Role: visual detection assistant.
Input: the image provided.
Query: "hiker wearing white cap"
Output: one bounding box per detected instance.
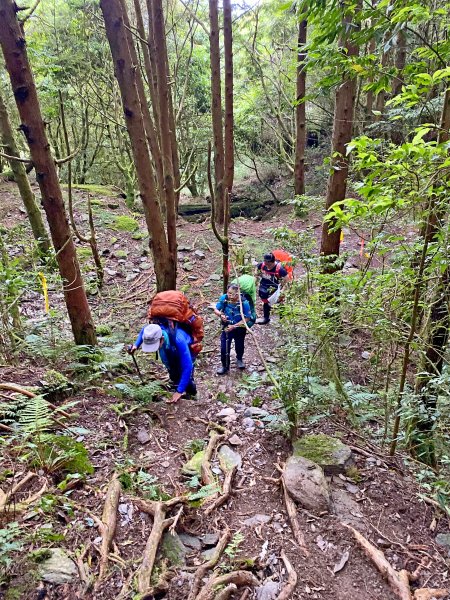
[130,323,196,404]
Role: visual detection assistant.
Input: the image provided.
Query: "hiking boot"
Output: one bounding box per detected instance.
[255,317,270,325]
[216,366,229,375]
[236,359,245,369]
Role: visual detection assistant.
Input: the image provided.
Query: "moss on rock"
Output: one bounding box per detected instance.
[293,434,352,474]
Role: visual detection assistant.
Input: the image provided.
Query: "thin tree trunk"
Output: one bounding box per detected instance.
[223,0,234,195]
[0,89,50,254]
[209,0,225,225]
[151,0,177,263]
[366,37,375,122]
[294,16,307,196]
[100,0,176,291]
[392,30,406,97]
[320,4,359,270]
[0,0,96,345]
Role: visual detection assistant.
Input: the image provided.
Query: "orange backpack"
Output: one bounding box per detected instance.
[273,249,294,280]
[147,291,204,355]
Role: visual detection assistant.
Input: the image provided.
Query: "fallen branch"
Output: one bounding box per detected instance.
[276,551,298,600]
[204,465,237,516]
[0,383,71,418]
[345,524,412,600]
[97,475,121,584]
[201,430,226,486]
[0,472,38,511]
[196,571,260,600]
[133,496,187,596]
[187,527,231,600]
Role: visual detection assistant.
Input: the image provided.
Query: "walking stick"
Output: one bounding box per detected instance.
[127,346,146,385]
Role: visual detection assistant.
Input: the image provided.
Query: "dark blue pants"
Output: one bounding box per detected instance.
[221,328,246,367]
[259,285,277,320]
[166,351,196,394]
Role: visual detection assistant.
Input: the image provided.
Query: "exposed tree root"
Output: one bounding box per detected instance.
[345,524,448,600]
[196,571,260,600]
[187,527,231,600]
[132,495,187,596]
[281,474,309,556]
[0,472,36,511]
[201,430,226,486]
[97,475,121,584]
[276,551,298,600]
[204,465,236,516]
[412,588,449,599]
[215,583,238,599]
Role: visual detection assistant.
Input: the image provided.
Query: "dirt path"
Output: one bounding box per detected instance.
[0,181,449,599]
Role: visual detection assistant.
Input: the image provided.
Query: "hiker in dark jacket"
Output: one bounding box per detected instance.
[130,323,196,403]
[214,283,252,375]
[255,252,289,324]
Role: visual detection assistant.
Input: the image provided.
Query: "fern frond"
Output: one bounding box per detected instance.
[18,395,52,433]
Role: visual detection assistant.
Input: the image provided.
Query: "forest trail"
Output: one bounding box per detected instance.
[0,181,449,600]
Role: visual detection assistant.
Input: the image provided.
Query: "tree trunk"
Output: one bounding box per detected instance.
[0,89,50,254]
[151,0,177,264]
[294,16,307,196]
[0,0,96,346]
[365,37,376,123]
[100,0,176,290]
[209,0,225,224]
[320,5,359,270]
[223,0,234,196]
[392,30,406,97]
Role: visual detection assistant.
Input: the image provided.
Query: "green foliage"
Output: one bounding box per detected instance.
[187,483,220,502]
[113,381,165,403]
[19,395,52,433]
[118,469,169,501]
[25,434,94,476]
[184,438,206,459]
[0,522,23,584]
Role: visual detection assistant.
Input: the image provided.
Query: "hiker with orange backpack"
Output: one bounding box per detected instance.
[129,291,203,404]
[255,252,290,325]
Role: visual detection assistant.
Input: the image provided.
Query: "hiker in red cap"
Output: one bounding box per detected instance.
[255,252,289,324]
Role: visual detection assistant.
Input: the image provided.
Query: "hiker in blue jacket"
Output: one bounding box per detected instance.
[214,283,252,375]
[130,323,196,404]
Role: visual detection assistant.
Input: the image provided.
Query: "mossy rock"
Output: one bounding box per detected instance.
[292,434,353,474]
[112,216,139,232]
[115,250,128,259]
[158,532,187,566]
[64,183,117,196]
[181,450,204,476]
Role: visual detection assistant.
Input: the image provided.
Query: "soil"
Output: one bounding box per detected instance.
[0,179,449,600]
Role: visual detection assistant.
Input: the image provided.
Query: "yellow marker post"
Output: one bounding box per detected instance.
[38,272,50,314]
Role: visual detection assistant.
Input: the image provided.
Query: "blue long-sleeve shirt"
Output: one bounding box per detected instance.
[216,294,251,325]
[134,325,194,393]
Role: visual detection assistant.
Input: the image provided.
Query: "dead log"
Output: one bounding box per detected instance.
[276,551,298,600]
[204,465,237,516]
[97,475,121,583]
[0,382,71,417]
[196,571,259,600]
[345,524,412,600]
[178,197,276,220]
[187,527,231,600]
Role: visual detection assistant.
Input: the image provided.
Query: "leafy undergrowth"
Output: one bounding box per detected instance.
[1,182,449,600]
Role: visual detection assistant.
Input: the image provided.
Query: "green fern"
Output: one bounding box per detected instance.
[19,395,52,433]
[187,483,220,502]
[114,381,165,403]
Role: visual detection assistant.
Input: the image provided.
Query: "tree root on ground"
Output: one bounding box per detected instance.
[201,430,226,486]
[274,464,309,556]
[214,583,237,599]
[196,571,259,600]
[204,465,237,516]
[0,382,72,418]
[345,524,448,600]
[276,551,298,600]
[132,495,187,596]
[97,475,121,584]
[187,527,231,600]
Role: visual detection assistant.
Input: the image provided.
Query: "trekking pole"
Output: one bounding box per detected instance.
[127,345,146,385]
[222,324,231,371]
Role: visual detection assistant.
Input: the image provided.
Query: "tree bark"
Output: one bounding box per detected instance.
[0,0,96,345]
[294,16,307,196]
[0,89,50,254]
[223,0,234,196]
[320,4,359,270]
[151,0,177,264]
[100,0,176,290]
[209,0,225,224]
